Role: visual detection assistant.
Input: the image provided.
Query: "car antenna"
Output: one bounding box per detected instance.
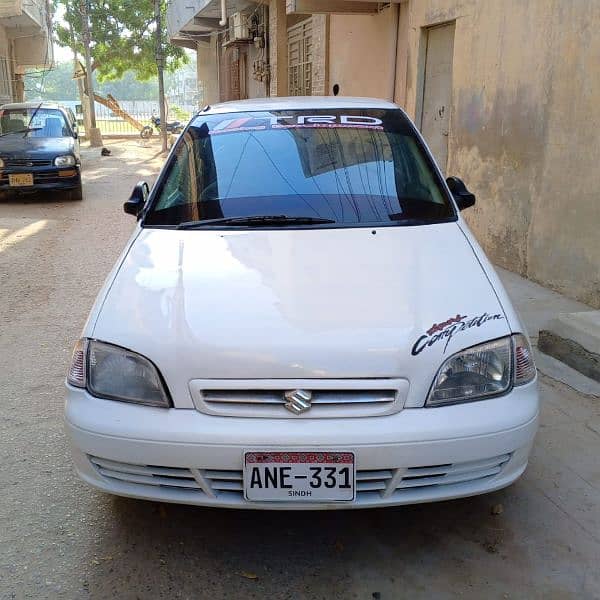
[23,101,43,138]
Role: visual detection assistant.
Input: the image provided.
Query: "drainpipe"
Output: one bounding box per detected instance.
[219,0,227,26]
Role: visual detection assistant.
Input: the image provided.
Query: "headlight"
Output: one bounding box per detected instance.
[427,334,536,407]
[67,339,171,408]
[427,337,512,406]
[54,155,76,167]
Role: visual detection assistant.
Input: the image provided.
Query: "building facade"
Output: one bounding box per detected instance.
[0,0,53,103]
[168,0,600,308]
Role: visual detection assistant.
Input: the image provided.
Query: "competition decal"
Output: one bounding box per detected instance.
[411,312,504,356]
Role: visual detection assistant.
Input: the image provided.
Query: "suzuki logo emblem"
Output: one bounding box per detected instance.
[284,389,312,415]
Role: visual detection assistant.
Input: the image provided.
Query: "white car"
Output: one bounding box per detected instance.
[65,97,538,509]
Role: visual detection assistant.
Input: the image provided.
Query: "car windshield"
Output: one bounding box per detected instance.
[144,109,455,228]
[0,107,70,138]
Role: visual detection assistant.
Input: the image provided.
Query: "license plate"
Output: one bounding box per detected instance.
[244,451,355,502]
[8,173,34,187]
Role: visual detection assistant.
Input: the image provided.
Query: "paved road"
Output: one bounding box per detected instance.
[1,141,599,599]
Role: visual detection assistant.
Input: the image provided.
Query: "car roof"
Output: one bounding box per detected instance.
[198,96,400,116]
[0,101,65,111]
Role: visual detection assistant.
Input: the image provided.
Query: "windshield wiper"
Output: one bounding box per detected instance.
[177,215,336,229]
[24,101,43,138]
[0,127,42,138]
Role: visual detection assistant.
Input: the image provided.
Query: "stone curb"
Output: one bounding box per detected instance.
[539,312,600,383]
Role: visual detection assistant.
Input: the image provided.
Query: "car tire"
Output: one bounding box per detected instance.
[68,184,83,201]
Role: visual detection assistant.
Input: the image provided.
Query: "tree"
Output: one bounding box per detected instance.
[24,62,79,100]
[97,71,158,100]
[24,63,164,102]
[54,0,188,83]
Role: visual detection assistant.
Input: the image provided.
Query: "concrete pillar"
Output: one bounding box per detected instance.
[311,14,328,96]
[197,38,219,105]
[269,0,288,96]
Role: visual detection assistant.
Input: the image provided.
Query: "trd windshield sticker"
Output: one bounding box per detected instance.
[411,312,504,356]
[207,115,384,135]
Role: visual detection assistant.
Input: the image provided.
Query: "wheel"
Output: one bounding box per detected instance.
[140,126,153,139]
[67,183,83,201]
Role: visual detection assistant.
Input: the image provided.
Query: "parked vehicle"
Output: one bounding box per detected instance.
[140,113,184,139]
[0,102,82,201]
[65,97,538,509]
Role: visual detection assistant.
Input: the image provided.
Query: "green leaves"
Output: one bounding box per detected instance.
[55,0,188,82]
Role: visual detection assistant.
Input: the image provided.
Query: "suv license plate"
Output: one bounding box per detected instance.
[244,451,355,502]
[9,173,34,187]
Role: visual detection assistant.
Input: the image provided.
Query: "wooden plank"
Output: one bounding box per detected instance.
[93,93,145,132]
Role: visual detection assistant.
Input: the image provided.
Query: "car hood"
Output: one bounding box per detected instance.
[0,135,73,158]
[92,224,512,407]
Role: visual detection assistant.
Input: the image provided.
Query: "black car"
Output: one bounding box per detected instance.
[0,102,83,201]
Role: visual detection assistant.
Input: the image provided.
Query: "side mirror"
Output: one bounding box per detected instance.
[446,176,476,211]
[124,181,150,217]
[73,130,78,139]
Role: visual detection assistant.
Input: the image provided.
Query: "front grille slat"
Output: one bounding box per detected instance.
[91,457,193,478]
[203,392,283,404]
[357,480,388,492]
[203,469,243,481]
[356,470,393,481]
[445,454,511,475]
[97,467,202,489]
[396,466,504,489]
[209,480,244,492]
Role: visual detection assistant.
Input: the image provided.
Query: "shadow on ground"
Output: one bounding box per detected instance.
[79,486,518,599]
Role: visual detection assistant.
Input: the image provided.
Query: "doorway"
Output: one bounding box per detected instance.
[420,22,455,172]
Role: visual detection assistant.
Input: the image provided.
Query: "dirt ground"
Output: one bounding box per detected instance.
[0,140,599,599]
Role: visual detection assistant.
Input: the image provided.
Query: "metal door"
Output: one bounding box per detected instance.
[288,18,313,96]
[420,23,455,172]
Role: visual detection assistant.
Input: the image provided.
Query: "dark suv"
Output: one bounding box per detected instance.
[0,102,83,201]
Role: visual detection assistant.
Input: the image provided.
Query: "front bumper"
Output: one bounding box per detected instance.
[0,168,81,192]
[65,382,539,509]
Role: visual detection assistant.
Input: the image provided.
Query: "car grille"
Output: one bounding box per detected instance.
[189,379,408,418]
[89,453,511,501]
[3,158,53,167]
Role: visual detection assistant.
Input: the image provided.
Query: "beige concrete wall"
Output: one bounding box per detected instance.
[246,42,269,99]
[401,0,600,308]
[328,5,398,100]
[197,38,219,105]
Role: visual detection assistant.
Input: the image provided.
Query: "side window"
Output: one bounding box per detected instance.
[155,136,195,211]
[68,109,77,131]
[393,136,446,205]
